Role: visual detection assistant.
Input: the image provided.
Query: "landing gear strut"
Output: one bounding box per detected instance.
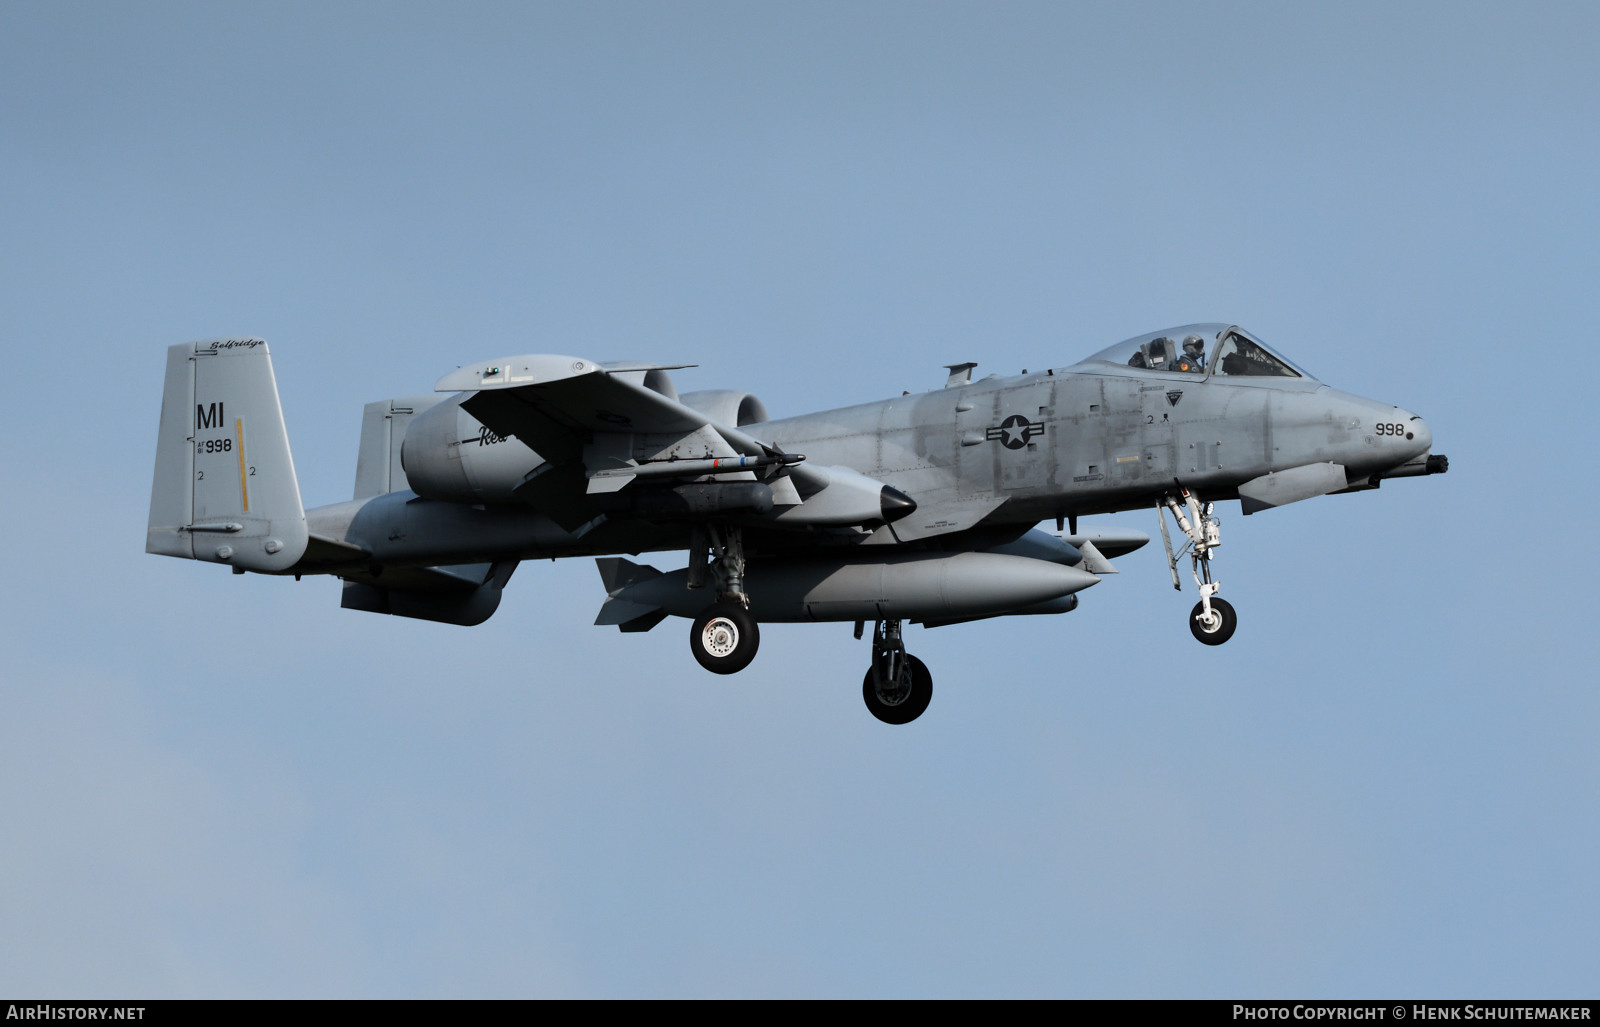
[860,618,932,724]
[1159,488,1237,646]
[688,524,760,673]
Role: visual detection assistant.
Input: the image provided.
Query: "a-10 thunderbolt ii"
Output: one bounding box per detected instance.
[147,325,1446,724]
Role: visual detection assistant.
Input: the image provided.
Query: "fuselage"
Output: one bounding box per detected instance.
[758,354,1433,524]
[301,323,1437,569]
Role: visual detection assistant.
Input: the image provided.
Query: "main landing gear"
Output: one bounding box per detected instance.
[682,525,933,724]
[1159,488,1238,646]
[857,618,933,724]
[687,524,761,673]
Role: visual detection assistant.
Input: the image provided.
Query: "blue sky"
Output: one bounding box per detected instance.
[2,1,1596,997]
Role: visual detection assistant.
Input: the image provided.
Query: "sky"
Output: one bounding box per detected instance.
[2,0,1597,998]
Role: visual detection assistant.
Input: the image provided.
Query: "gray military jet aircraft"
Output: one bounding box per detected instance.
[147,325,1446,723]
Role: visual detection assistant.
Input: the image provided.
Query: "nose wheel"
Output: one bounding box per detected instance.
[1189,596,1237,645]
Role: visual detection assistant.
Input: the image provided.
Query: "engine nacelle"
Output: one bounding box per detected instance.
[400,394,545,502]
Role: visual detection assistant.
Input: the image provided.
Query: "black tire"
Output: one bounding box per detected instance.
[862,654,933,725]
[1189,597,1237,645]
[690,603,760,674]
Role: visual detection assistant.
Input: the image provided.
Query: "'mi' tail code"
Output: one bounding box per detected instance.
[146,338,307,572]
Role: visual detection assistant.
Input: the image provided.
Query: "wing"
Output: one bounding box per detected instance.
[435,355,913,530]
[438,356,788,489]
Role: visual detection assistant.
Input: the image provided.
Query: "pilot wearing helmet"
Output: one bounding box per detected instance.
[1172,334,1206,373]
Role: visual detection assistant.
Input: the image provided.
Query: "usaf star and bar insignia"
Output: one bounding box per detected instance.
[986,414,1045,450]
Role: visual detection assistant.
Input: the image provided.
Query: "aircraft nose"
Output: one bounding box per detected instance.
[1406,413,1432,453]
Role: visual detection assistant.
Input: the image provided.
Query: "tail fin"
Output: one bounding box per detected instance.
[147,338,308,572]
[352,395,444,500]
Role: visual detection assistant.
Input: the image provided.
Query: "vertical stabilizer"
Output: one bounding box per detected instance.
[352,396,443,499]
[146,338,308,572]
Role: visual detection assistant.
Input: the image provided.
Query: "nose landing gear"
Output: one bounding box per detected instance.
[1160,488,1238,645]
[858,618,933,724]
[1189,595,1236,645]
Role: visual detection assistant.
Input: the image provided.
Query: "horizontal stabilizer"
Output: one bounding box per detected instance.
[296,532,371,571]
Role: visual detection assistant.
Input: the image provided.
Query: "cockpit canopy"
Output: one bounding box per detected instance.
[1076,324,1313,380]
